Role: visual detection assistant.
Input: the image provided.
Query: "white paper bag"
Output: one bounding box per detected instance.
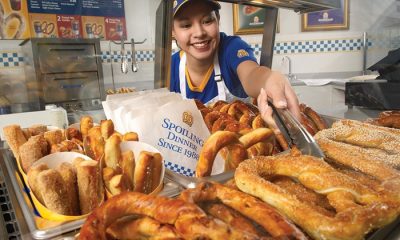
[103,91,223,176]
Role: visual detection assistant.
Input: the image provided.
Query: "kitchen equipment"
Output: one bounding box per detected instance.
[120,36,129,74]
[20,38,105,113]
[131,38,138,72]
[271,105,325,158]
[345,82,400,110]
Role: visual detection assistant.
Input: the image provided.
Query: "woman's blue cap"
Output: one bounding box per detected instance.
[173,0,221,16]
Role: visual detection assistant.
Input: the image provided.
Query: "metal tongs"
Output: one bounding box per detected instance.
[270,103,325,158]
[165,169,234,189]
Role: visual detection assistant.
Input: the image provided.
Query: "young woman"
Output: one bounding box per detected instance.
[170,0,300,121]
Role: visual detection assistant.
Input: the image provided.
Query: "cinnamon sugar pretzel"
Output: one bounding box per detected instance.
[235,150,400,240]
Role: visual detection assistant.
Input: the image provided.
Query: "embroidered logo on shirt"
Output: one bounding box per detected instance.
[182,111,193,127]
[237,49,249,58]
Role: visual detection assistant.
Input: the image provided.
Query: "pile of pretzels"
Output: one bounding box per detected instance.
[194,100,328,177]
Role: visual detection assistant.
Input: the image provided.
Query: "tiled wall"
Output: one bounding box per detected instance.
[0,37,374,68]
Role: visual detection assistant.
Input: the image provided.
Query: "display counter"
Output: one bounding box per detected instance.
[0,103,399,239]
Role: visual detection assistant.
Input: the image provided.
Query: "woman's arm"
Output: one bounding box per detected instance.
[237,60,301,120]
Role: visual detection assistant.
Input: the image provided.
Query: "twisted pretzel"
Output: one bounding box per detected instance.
[196,131,246,177]
[179,182,307,239]
[300,103,328,131]
[79,191,260,240]
[235,150,400,240]
[370,111,400,129]
[315,119,400,168]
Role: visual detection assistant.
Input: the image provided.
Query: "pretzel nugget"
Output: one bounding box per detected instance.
[57,163,80,215]
[3,124,27,160]
[104,135,122,169]
[76,160,103,214]
[80,116,94,138]
[37,169,73,215]
[134,151,162,194]
[122,132,139,141]
[100,119,114,140]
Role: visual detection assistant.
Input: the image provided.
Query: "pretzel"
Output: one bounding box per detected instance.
[104,134,122,169]
[251,114,266,129]
[196,131,246,177]
[300,103,327,131]
[80,116,94,138]
[371,111,400,129]
[203,203,261,237]
[134,151,163,194]
[65,127,83,142]
[84,126,105,161]
[79,192,260,240]
[100,120,114,140]
[179,182,307,239]
[209,100,228,111]
[239,128,274,149]
[122,131,139,141]
[194,99,207,110]
[300,112,318,136]
[315,119,400,168]
[204,111,234,132]
[106,216,180,239]
[235,150,400,240]
[227,101,254,120]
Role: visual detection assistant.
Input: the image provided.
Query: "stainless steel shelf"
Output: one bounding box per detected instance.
[217,0,341,13]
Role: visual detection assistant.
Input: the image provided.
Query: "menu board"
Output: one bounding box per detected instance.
[0,0,32,39]
[25,0,126,40]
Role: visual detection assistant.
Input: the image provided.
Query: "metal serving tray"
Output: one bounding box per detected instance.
[0,146,182,240]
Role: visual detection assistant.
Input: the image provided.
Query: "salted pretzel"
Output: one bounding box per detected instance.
[235,150,400,240]
[315,119,400,168]
[79,191,262,240]
[179,182,307,239]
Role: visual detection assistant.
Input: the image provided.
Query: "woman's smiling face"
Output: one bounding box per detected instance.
[172,1,220,63]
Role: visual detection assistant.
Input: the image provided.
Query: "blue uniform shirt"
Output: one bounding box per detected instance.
[170,32,257,103]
